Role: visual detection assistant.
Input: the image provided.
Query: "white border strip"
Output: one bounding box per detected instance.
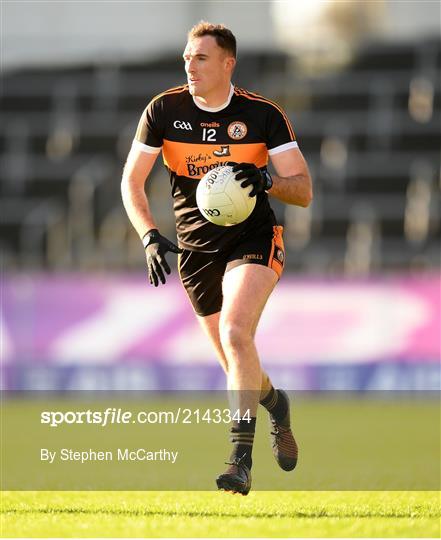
[268,141,298,155]
[131,139,162,154]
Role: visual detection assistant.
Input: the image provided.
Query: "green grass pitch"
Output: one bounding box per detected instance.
[1,491,439,537]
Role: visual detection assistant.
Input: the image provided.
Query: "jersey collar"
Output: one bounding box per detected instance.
[192,83,234,112]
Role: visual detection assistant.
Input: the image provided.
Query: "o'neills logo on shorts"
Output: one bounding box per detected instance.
[227,121,247,140]
[244,254,263,261]
[187,161,225,177]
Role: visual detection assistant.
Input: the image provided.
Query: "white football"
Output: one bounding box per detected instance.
[196,165,256,226]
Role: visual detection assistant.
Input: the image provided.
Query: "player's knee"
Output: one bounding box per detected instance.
[219,322,253,352]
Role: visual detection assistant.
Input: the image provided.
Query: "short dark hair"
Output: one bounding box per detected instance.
[188,21,237,58]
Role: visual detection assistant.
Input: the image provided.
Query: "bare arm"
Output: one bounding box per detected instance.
[121,146,160,239]
[269,148,313,207]
[121,145,181,286]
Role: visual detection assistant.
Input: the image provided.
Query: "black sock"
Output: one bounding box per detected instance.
[260,387,289,425]
[229,417,256,470]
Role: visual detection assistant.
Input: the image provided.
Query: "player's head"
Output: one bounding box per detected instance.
[184,21,237,98]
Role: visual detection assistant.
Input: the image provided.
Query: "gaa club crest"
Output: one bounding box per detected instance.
[276,248,284,263]
[227,121,247,140]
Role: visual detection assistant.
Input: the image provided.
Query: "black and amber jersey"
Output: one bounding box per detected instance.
[133,83,298,252]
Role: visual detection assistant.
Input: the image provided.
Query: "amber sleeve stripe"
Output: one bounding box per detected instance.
[234,87,296,141]
[235,87,296,141]
[149,84,189,105]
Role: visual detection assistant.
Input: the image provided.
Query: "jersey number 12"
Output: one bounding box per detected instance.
[202,128,216,142]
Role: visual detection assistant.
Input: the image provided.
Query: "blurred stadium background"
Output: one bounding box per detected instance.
[1,0,440,392]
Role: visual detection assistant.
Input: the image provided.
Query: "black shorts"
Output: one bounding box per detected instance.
[178,225,285,317]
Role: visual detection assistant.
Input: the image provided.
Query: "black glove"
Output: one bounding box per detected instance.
[232,163,273,197]
[142,229,183,287]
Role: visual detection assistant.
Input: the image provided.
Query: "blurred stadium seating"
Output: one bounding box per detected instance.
[1,32,440,392]
[1,38,439,273]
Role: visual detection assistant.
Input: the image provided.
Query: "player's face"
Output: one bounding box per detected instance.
[183,36,235,98]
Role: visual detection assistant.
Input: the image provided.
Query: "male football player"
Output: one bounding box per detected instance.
[121,21,312,495]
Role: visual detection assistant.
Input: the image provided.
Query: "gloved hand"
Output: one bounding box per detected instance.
[232,163,273,197]
[142,229,183,286]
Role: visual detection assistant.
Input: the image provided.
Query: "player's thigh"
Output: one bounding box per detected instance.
[221,225,285,335]
[197,311,228,371]
[197,311,221,343]
[220,263,278,338]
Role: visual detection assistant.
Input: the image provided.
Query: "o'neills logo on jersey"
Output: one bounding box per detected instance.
[227,121,247,140]
[200,122,220,128]
[187,161,225,177]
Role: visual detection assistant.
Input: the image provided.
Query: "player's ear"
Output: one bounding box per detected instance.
[225,56,236,73]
